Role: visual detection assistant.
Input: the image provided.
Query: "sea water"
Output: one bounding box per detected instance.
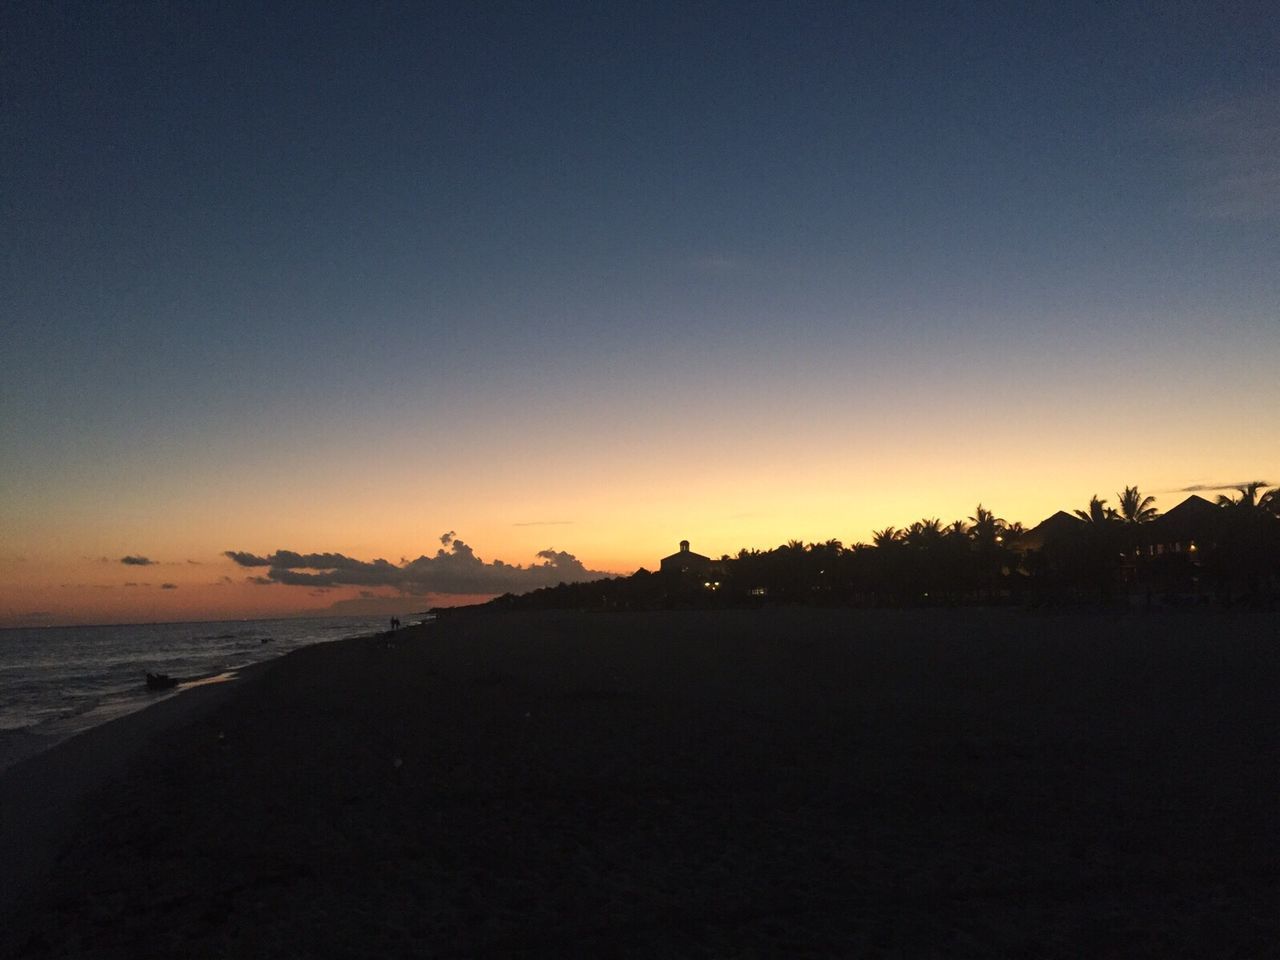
[0,615,402,771]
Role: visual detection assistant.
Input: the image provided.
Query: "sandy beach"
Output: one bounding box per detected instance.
[2,608,1276,957]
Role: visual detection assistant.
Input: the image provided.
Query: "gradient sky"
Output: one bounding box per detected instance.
[3,1,1277,625]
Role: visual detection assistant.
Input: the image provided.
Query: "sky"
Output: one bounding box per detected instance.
[2,1,1277,625]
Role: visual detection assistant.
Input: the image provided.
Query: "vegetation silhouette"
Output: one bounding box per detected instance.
[1117,486,1159,526]
[487,484,1280,613]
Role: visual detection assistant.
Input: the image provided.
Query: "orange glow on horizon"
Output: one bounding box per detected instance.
[4,448,1273,627]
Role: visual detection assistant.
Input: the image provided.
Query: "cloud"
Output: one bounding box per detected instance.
[160,583,177,590]
[186,559,203,565]
[121,555,156,566]
[1164,91,1280,221]
[1177,481,1264,492]
[123,581,150,587]
[512,520,574,527]
[246,576,275,586]
[223,534,613,595]
[225,551,271,567]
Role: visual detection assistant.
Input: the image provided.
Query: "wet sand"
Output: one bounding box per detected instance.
[2,608,1276,957]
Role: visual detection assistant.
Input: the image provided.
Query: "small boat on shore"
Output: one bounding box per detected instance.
[145,672,179,690]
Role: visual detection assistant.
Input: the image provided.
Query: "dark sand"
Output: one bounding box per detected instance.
[2,608,1276,957]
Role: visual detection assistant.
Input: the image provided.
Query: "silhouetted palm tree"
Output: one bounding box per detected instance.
[1116,486,1158,525]
[872,527,900,547]
[1112,486,1158,595]
[968,504,1005,547]
[903,518,944,548]
[1074,495,1117,525]
[1067,496,1121,601]
[1262,487,1280,517]
[1211,481,1278,603]
[1216,481,1270,511]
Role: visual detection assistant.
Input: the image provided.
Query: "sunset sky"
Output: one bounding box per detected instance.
[3,2,1277,625]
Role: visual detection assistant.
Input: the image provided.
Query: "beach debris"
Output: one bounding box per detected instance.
[144,671,178,690]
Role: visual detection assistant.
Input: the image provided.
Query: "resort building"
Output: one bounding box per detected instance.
[1142,495,1219,556]
[658,541,734,593]
[659,541,713,577]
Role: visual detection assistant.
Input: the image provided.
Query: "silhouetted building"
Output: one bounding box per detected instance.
[658,541,733,593]
[1018,511,1085,551]
[1145,495,1219,555]
[660,540,713,577]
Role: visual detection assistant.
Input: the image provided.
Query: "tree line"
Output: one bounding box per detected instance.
[488,483,1280,612]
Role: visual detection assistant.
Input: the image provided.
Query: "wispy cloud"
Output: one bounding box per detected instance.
[224,534,613,595]
[160,583,177,590]
[121,555,156,566]
[1176,480,1268,492]
[1164,91,1280,221]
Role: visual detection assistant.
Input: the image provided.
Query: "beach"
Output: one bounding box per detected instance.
[1,608,1276,957]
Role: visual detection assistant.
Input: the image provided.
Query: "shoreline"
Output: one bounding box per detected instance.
[3,609,1276,956]
[0,618,402,773]
[0,658,281,919]
[0,670,244,776]
[0,628,396,921]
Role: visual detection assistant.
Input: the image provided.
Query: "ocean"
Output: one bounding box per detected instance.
[0,614,404,771]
